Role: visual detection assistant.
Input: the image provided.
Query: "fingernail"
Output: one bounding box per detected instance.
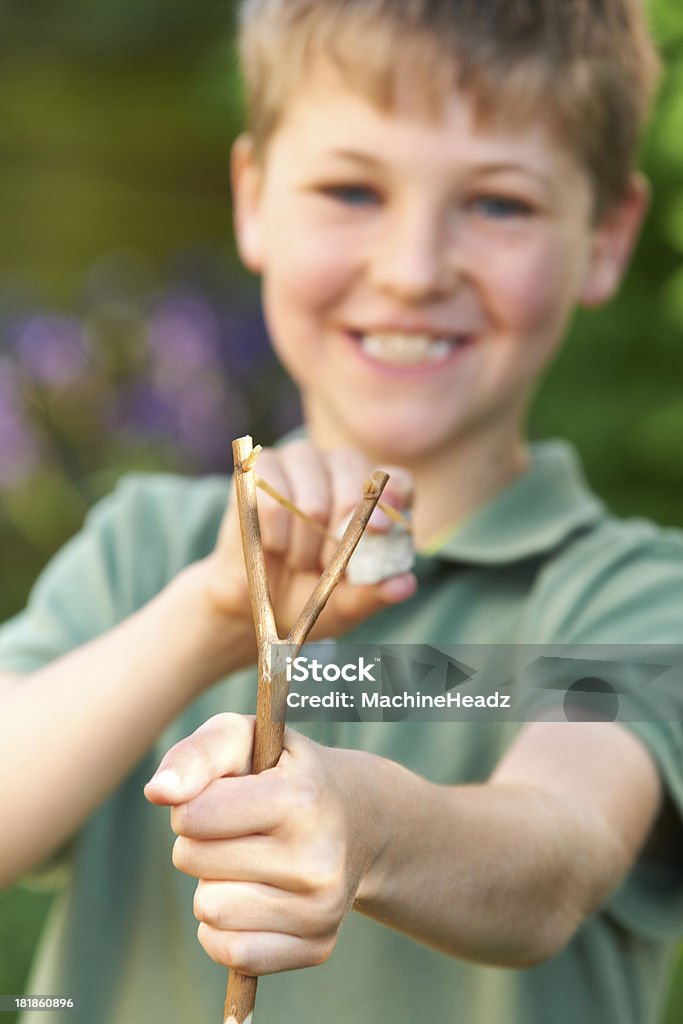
[369,507,392,530]
[145,769,182,797]
[379,573,417,602]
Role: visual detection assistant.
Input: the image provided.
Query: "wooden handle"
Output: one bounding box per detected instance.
[224,973,257,1024]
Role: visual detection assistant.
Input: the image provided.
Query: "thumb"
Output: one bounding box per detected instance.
[144,713,255,806]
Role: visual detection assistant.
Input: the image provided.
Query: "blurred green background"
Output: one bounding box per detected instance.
[0,0,682,1020]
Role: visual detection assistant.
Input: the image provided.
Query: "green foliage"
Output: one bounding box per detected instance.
[531,0,683,533]
[0,889,53,1024]
[0,0,236,54]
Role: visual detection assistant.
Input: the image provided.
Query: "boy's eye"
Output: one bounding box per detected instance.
[318,184,380,207]
[469,195,535,219]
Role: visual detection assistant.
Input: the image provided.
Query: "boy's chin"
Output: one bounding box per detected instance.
[340,414,462,466]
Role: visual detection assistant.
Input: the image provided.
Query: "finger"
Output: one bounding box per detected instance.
[144,713,254,806]
[170,771,289,839]
[328,447,372,522]
[197,922,335,975]
[321,447,375,561]
[172,834,328,893]
[253,450,292,555]
[378,464,415,518]
[313,573,418,638]
[173,834,278,883]
[214,479,244,564]
[278,440,330,571]
[194,879,336,938]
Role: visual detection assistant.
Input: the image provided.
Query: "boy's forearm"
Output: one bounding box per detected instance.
[350,754,603,968]
[0,565,253,889]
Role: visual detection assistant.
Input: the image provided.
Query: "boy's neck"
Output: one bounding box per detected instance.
[401,432,531,549]
[305,415,531,548]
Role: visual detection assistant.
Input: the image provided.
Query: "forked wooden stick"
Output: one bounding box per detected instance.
[224,435,389,1024]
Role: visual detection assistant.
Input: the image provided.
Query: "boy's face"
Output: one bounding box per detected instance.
[233,65,646,466]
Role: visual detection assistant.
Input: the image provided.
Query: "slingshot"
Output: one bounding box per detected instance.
[224,435,389,1024]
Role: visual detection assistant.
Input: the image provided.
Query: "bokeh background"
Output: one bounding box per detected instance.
[1,1,682,1019]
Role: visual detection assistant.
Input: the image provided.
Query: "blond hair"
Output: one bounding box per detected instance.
[237,0,661,220]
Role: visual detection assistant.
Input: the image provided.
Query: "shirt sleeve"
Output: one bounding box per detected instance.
[0,471,226,674]
[0,471,226,884]
[0,476,149,673]
[520,517,683,940]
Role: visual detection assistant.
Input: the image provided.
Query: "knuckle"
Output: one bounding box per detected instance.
[195,711,249,762]
[232,712,255,750]
[171,836,190,873]
[193,883,208,922]
[322,878,349,923]
[299,841,346,896]
[169,803,188,835]
[309,935,337,966]
[384,466,413,497]
[297,496,328,526]
[284,775,321,823]
[260,508,288,550]
[211,710,251,740]
[197,923,229,968]
[307,886,347,937]
[222,934,252,974]
[193,883,221,927]
[285,546,317,573]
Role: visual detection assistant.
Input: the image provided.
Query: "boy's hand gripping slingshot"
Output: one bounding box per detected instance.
[225,435,389,1024]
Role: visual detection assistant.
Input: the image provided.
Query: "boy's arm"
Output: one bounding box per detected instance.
[0,566,253,890]
[150,715,661,973]
[0,442,415,891]
[354,719,662,966]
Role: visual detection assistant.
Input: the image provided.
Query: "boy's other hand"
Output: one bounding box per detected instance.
[144,712,380,975]
[197,440,417,663]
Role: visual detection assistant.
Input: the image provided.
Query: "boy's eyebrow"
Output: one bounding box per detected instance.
[472,161,552,185]
[328,148,384,167]
[327,149,552,185]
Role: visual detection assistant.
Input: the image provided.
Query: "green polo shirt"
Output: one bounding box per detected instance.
[2,439,683,1024]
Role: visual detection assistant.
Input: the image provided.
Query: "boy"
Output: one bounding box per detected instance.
[1,1,681,1022]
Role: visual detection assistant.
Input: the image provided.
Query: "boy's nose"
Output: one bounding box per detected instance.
[369,208,459,303]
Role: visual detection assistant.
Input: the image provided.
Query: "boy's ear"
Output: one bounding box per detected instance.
[231,134,265,273]
[579,173,650,308]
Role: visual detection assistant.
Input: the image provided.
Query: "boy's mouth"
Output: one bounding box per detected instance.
[349,330,470,366]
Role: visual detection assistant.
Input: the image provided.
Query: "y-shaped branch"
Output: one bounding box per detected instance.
[224,436,388,1024]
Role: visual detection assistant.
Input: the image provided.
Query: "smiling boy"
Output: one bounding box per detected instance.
[2,2,682,1024]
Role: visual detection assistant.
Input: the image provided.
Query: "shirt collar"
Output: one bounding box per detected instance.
[425,440,605,566]
[277,430,605,567]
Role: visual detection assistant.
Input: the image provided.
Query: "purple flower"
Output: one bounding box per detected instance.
[111,382,177,436]
[14,315,89,387]
[148,290,220,371]
[175,377,246,464]
[218,307,272,378]
[0,357,41,488]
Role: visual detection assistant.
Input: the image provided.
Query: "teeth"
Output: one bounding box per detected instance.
[360,332,461,365]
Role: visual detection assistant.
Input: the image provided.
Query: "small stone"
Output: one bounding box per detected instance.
[337,513,415,585]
